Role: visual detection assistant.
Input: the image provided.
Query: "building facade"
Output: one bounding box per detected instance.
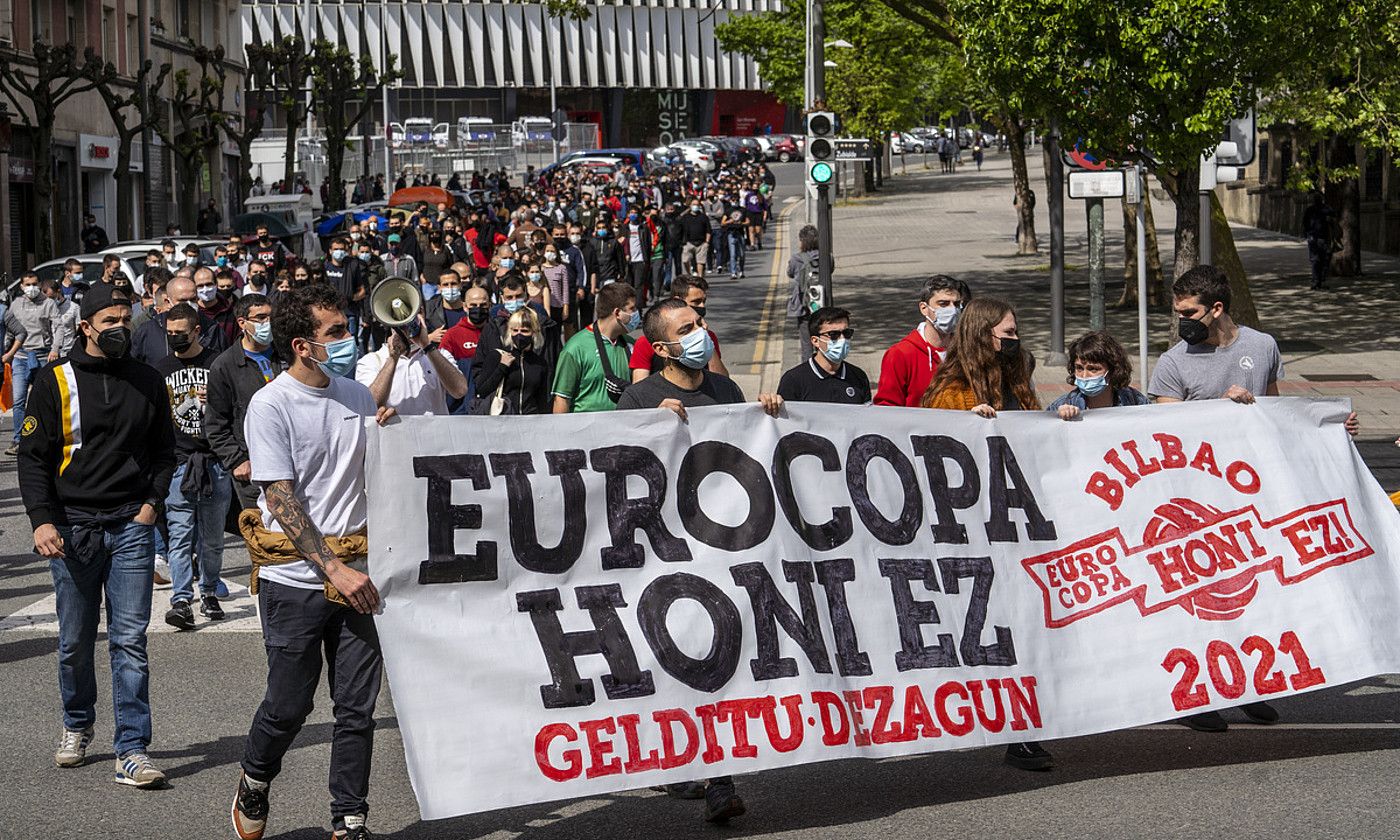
[1,0,244,272]
[1218,130,1400,258]
[240,0,790,155]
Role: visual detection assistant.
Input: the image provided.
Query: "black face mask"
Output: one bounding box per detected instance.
[167,333,193,353]
[997,337,1021,361]
[693,305,706,320]
[95,326,131,358]
[513,334,534,352]
[467,306,489,325]
[1178,315,1210,345]
[554,237,570,251]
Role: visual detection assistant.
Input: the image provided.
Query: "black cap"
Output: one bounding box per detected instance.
[79,282,133,321]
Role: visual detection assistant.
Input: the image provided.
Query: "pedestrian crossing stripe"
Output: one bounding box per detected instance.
[55,362,83,475]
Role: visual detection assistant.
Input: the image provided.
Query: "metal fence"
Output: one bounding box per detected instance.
[250,123,602,197]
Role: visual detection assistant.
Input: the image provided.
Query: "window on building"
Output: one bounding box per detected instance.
[1258,139,1269,185]
[29,0,46,44]
[65,0,80,46]
[178,0,191,38]
[126,14,139,74]
[202,0,214,47]
[0,1,13,47]
[103,7,117,63]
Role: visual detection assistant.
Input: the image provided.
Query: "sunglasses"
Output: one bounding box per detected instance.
[817,328,855,341]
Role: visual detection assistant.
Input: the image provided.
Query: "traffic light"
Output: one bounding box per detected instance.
[806,110,836,186]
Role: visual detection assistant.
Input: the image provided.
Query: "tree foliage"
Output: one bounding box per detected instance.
[308,40,401,213]
[85,53,172,240]
[151,46,226,232]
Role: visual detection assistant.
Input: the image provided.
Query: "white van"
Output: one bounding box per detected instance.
[457,116,497,146]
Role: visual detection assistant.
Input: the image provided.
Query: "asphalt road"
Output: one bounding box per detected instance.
[5,161,1400,840]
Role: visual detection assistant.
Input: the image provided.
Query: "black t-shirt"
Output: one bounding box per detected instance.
[777,358,872,405]
[679,212,711,245]
[616,369,746,410]
[321,258,365,310]
[152,346,221,460]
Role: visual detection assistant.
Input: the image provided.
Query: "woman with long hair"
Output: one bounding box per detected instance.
[921,296,1039,416]
[921,296,1052,772]
[471,306,551,415]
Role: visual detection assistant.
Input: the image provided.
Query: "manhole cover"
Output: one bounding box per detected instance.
[1300,373,1378,382]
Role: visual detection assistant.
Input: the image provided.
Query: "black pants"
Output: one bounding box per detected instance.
[242,580,383,823]
[1307,238,1331,288]
[629,261,651,307]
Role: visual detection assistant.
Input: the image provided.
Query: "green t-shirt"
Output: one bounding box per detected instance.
[551,326,632,413]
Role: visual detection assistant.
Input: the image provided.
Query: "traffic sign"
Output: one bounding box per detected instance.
[832,138,872,161]
[1064,144,1112,171]
[551,108,568,142]
[1067,169,1126,199]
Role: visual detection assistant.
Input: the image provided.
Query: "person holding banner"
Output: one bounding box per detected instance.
[1048,331,1149,419]
[552,282,638,413]
[614,295,785,821]
[778,306,872,405]
[231,285,395,840]
[922,296,1054,771]
[874,275,969,407]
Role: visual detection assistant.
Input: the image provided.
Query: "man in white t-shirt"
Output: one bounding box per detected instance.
[232,284,395,840]
[353,313,468,416]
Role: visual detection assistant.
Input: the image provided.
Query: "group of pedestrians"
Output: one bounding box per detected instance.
[11,144,1365,840]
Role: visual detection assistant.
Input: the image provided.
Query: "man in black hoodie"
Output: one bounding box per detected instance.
[18,282,176,788]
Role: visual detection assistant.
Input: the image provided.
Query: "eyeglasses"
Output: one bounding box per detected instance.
[817,328,855,341]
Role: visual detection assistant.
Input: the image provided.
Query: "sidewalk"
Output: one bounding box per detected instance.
[770,150,1400,442]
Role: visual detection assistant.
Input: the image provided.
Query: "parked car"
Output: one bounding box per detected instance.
[652,141,718,172]
[557,148,654,177]
[99,238,222,285]
[766,135,801,162]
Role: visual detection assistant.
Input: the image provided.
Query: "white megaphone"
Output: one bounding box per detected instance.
[369,276,423,329]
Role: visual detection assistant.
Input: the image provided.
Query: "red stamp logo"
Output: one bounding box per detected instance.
[1021,498,1373,628]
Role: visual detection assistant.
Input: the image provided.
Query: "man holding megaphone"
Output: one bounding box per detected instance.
[354,278,468,416]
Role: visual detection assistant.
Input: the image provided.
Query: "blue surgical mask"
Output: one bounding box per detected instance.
[311,335,358,379]
[500,258,516,270]
[441,287,462,302]
[71,272,83,283]
[823,336,850,363]
[666,327,714,370]
[358,252,371,262]
[216,256,228,267]
[625,309,641,332]
[503,298,525,313]
[331,249,347,262]
[1075,374,1109,396]
[931,304,960,333]
[252,321,273,345]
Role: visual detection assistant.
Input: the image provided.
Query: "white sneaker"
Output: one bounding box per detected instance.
[153,555,171,588]
[114,752,167,788]
[55,726,94,767]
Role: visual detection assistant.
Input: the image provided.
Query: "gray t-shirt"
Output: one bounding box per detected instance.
[1148,325,1283,401]
[616,370,746,410]
[7,295,56,352]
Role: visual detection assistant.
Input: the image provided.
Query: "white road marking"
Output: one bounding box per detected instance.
[0,578,262,633]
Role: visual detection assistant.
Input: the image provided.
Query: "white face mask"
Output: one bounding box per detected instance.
[22,284,41,300]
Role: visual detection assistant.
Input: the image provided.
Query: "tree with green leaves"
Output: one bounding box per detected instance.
[1261,0,1400,277]
[252,35,314,196]
[950,0,1328,326]
[151,46,226,233]
[308,40,401,214]
[217,42,281,215]
[84,53,172,241]
[0,42,98,260]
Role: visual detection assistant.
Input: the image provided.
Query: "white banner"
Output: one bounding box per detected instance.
[366,398,1400,820]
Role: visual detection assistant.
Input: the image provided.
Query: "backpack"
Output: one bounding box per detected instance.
[786,251,822,318]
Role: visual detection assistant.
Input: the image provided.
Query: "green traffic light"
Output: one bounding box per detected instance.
[810,161,834,183]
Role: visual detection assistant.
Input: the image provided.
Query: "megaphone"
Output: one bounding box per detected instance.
[369,276,422,328]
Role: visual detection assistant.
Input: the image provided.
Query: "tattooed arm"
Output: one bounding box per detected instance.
[261,479,381,614]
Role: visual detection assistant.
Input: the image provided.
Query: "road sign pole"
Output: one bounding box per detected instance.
[818,183,833,306]
[1199,191,1212,266]
[1136,164,1149,390]
[1088,196,1105,330]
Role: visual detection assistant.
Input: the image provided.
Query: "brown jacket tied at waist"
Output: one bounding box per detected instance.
[237,507,368,607]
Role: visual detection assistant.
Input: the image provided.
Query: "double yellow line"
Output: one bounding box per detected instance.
[748,200,801,388]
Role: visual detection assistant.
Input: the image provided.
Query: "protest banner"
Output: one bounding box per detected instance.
[365,397,1400,820]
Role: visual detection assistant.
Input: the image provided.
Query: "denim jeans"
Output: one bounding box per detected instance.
[711,222,730,269]
[51,520,156,757]
[726,232,746,275]
[165,459,233,605]
[243,581,383,823]
[11,349,42,443]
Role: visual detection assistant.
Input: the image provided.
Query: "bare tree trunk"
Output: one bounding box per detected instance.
[1158,168,1200,281]
[1207,190,1260,329]
[114,136,135,241]
[32,127,56,261]
[1144,191,1164,302]
[1326,135,1362,277]
[1006,115,1038,255]
[282,115,300,194]
[325,140,346,213]
[1116,193,1138,308]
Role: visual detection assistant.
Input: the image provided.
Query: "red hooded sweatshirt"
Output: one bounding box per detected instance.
[874,323,947,407]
